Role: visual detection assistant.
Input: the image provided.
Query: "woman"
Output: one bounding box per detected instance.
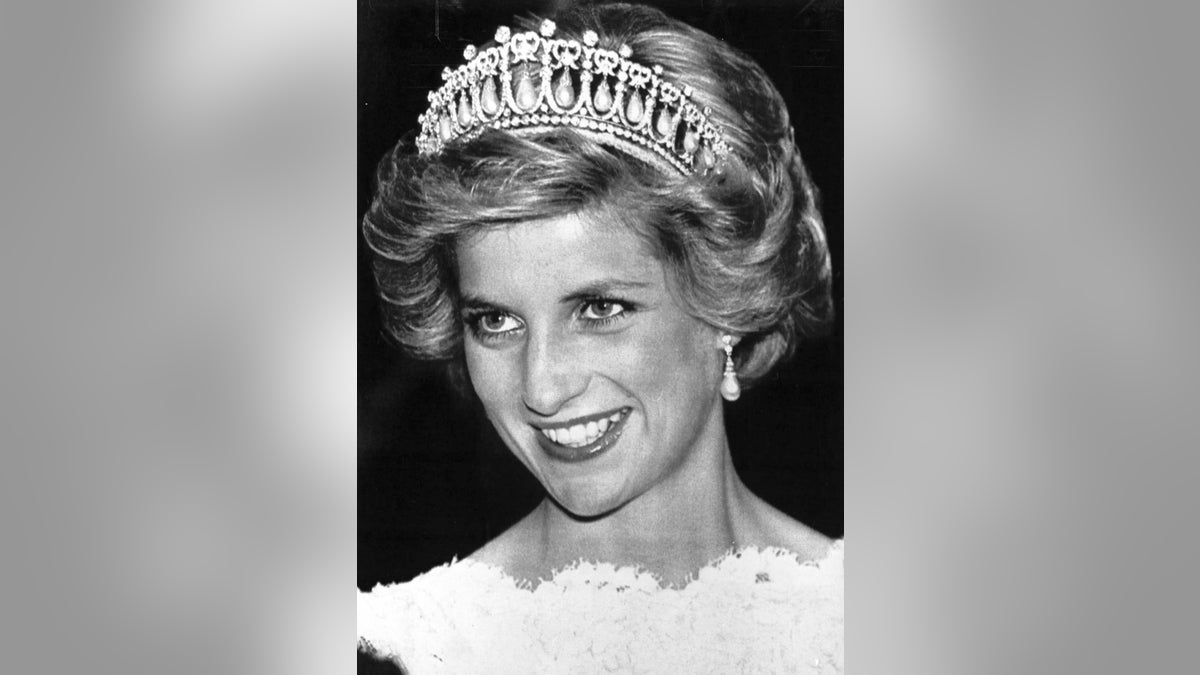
[359,2,842,672]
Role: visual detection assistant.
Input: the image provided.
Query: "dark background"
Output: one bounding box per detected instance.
[359,0,842,590]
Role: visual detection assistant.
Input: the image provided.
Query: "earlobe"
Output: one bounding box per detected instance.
[705,327,740,349]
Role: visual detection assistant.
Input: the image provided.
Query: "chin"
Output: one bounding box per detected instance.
[548,486,627,520]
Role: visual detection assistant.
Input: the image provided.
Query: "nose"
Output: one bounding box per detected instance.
[522,328,588,417]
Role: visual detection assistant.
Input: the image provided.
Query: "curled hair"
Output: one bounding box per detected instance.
[363,2,833,387]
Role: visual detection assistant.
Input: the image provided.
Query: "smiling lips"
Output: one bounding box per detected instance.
[539,409,623,447]
[534,407,630,462]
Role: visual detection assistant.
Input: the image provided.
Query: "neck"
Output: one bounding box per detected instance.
[533,414,756,585]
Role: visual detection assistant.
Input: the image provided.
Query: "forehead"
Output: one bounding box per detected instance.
[455,214,663,296]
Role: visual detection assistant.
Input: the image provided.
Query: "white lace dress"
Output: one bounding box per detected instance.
[358,540,843,674]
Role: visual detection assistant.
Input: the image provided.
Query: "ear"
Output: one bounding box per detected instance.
[718,333,742,348]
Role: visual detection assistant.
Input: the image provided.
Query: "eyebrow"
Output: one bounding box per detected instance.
[561,279,654,302]
[458,294,514,314]
[459,278,654,313]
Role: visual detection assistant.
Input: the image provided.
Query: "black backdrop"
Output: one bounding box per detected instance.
[359,0,842,590]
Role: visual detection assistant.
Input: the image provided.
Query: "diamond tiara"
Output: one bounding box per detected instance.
[416,19,731,176]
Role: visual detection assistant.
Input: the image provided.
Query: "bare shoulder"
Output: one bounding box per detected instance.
[742,492,836,563]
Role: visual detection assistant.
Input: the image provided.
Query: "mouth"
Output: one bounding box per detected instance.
[533,407,631,463]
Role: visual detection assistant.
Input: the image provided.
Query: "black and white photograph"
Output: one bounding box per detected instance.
[13,1,1200,674]
[358,1,843,671]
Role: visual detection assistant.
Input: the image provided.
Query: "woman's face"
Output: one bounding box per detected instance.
[456,212,726,517]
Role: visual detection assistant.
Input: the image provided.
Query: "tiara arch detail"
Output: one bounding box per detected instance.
[416,19,732,176]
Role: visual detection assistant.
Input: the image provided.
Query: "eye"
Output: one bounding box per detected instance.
[580,299,626,320]
[474,311,522,334]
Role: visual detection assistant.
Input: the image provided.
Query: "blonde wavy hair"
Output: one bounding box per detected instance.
[363,2,833,388]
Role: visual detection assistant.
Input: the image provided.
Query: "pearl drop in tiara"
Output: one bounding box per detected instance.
[416,19,731,176]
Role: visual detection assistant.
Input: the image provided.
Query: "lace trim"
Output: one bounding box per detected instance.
[358,541,844,674]
[382,539,844,594]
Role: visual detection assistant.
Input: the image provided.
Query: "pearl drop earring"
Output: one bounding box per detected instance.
[720,335,741,402]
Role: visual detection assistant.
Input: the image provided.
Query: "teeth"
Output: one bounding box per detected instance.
[569,425,586,445]
[541,410,626,448]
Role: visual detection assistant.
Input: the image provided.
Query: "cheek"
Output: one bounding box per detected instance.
[463,344,515,411]
[617,316,716,394]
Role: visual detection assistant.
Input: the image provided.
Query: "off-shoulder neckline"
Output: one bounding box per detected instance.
[369,539,843,593]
